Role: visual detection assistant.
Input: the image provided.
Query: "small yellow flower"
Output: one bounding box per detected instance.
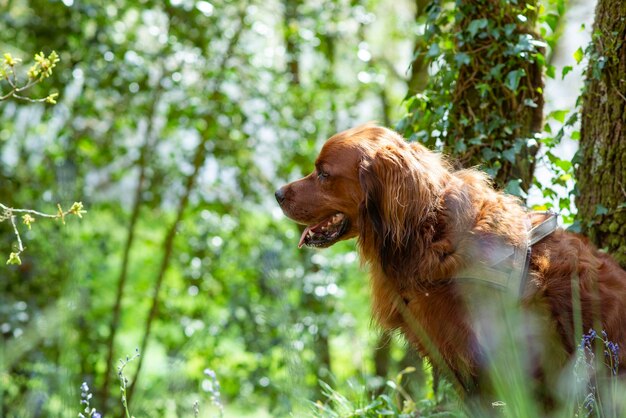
[3,53,21,66]
[45,93,59,104]
[22,214,35,230]
[27,65,40,79]
[6,252,21,265]
[33,51,45,65]
[34,51,59,79]
[69,201,86,218]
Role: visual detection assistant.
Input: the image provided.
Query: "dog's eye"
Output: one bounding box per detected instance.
[317,171,329,180]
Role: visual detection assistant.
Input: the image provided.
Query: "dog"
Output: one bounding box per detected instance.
[275,124,626,406]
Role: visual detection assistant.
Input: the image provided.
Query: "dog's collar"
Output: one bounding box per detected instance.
[451,211,558,298]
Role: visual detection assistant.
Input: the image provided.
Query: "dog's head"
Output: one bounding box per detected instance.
[275,124,450,251]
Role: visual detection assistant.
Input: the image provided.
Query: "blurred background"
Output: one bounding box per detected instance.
[0,0,605,416]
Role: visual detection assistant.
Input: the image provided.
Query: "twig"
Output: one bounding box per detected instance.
[8,215,24,252]
[1,201,86,265]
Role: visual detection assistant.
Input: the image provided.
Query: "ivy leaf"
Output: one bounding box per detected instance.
[454,52,470,66]
[594,204,609,216]
[504,69,525,91]
[504,179,527,198]
[567,220,582,233]
[523,98,538,108]
[554,158,572,172]
[561,66,573,79]
[426,43,440,58]
[573,47,584,64]
[489,63,505,79]
[481,147,497,161]
[502,147,517,163]
[545,13,559,32]
[549,110,568,123]
[467,18,488,38]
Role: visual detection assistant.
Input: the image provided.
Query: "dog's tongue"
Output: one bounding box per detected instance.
[298,226,313,248]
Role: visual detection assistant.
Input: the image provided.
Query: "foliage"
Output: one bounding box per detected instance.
[0,201,85,265]
[398,0,548,194]
[396,0,584,220]
[0,0,415,416]
[574,330,622,418]
[0,50,60,103]
[312,368,463,417]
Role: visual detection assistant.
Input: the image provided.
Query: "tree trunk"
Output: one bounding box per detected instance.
[406,0,430,96]
[576,0,626,268]
[283,0,301,85]
[449,0,544,192]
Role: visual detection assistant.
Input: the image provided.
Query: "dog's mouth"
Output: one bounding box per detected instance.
[298,213,349,248]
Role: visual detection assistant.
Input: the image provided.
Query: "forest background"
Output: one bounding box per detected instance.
[1,0,625,417]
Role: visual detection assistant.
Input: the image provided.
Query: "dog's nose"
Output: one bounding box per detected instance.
[275,188,286,204]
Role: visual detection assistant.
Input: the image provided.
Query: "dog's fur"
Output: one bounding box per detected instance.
[276,124,626,401]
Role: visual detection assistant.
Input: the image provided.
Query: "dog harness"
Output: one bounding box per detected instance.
[452,211,559,298]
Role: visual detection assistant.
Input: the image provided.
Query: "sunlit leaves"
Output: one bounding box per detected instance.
[573,46,584,63]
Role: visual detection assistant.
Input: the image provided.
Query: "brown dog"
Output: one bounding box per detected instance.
[275,124,626,404]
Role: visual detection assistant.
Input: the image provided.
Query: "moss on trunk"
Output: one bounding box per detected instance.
[577,0,626,267]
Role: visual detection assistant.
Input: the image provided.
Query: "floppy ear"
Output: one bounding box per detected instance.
[358,144,443,278]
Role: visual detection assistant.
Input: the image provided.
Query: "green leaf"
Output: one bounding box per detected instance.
[481,147,497,161]
[426,43,440,58]
[467,18,488,38]
[561,66,573,79]
[567,220,582,233]
[594,204,609,216]
[523,98,537,108]
[502,147,517,163]
[546,65,556,79]
[489,63,505,79]
[573,46,584,64]
[504,179,527,198]
[554,158,572,172]
[545,13,559,32]
[454,52,470,66]
[504,69,525,91]
[549,110,568,123]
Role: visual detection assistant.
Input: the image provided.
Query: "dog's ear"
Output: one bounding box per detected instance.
[358,143,444,277]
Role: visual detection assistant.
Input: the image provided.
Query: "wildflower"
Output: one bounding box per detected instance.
[203,368,224,418]
[6,252,21,265]
[27,64,39,79]
[3,53,20,66]
[70,201,86,218]
[45,92,59,104]
[33,51,59,79]
[78,381,100,418]
[22,214,35,230]
[581,328,596,349]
